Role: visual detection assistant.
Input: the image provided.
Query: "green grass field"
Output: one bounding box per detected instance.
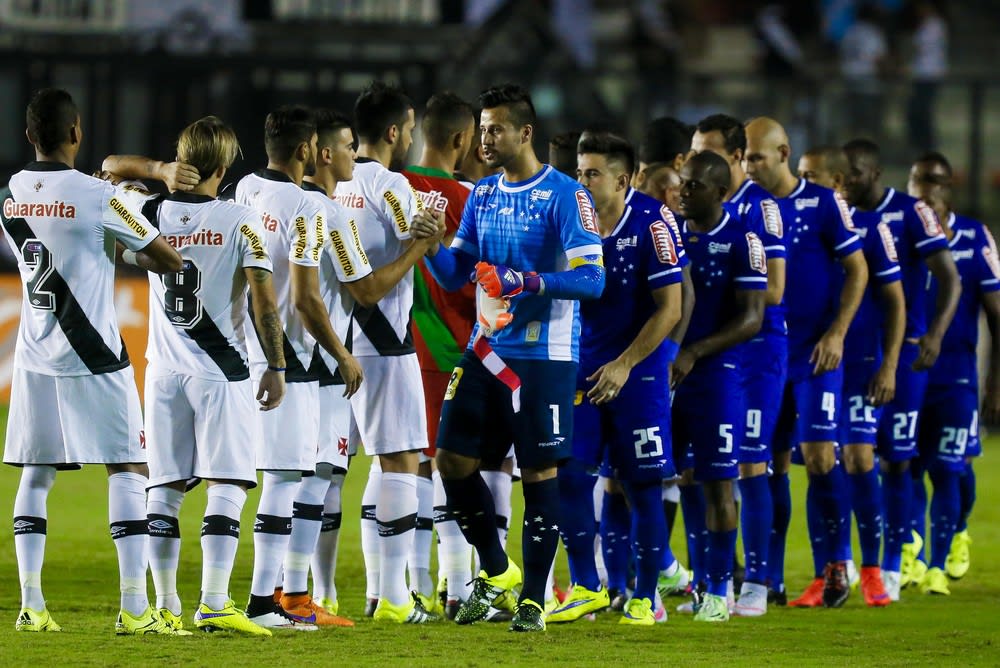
[0,404,998,666]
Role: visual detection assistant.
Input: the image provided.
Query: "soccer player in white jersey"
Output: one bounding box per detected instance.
[1,89,182,634]
[300,108,444,621]
[233,106,363,629]
[103,117,286,636]
[335,81,446,623]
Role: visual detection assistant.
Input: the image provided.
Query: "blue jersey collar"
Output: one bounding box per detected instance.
[683,211,730,236]
[874,187,895,213]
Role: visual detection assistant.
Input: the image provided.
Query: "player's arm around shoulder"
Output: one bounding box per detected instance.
[101,155,200,193]
[102,183,182,273]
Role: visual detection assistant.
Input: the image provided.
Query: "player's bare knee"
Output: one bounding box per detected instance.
[881,458,910,475]
[435,449,479,479]
[520,465,557,484]
[772,450,792,475]
[842,445,874,474]
[106,462,148,476]
[739,462,768,479]
[378,450,419,474]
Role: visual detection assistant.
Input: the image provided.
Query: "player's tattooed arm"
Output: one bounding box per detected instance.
[101,155,200,192]
[246,267,286,411]
[916,248,962,370]
[981,290,1000,423]
[812,248,868,374]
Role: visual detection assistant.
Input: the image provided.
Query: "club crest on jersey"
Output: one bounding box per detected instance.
[649,220,678,265]
[746,232,767,273]
[4,198,77,219]
[915,200,943,237]
[876,222,898,262]
[575,190,598,234]
[761,199,783,238]
[33,181,42,192]
[180,215,190,224]
[384,190,409,233]
[330,230,355,277]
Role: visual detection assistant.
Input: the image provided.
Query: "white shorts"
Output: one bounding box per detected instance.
[317,384,351,471]
[4,366,145,467]
[351,354,428,456]
[144,372,259,487]
[254,378,319,472]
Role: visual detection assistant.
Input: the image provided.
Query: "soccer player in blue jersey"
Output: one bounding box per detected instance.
[842,139,960,600]
[744,118,868,608]
[545,132,684,626]
[908,152,1000,593]
[419,84,605,632]
[796,145,904,607]
[672,150,767,623]
[693,114,787,615]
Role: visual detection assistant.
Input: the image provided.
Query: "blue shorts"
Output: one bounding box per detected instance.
[436,351,575,470]
[876,343,929,463]
[774,366,844,450]
[918,382,979,471]
[839,360,884,447]
[573,363,674,482]
[740,334,787,464]
[672,361,742,481]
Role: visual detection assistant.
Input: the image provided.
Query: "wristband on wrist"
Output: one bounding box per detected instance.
[122,249,139,266]
[267,365,286,372]
[662,339,680,363]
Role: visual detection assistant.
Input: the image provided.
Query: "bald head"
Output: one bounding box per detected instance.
[744,116,792,194]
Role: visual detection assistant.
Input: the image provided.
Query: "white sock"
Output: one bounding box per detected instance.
[594,477,607,586]
[408,474,434,598]
[312,473,345,603]
[250,470,300,597]
[481,469,512,548]
[201,484,246,611]
[361,459,382,600]
[284,466,331,595]
[377,471,418,606]
[433,470,472,600]
[109,471,151,616]
[14,465,56,611]
[147,485,184,615]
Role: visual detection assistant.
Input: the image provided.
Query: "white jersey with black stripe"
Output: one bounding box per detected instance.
[140,192,272,381]
[234,169,325,380]
[333,159,422,357]
[302,182,373,379]
[0,162,158,377]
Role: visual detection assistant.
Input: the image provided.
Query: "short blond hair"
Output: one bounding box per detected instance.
[176,116,240,182]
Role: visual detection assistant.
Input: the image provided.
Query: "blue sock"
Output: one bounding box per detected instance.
[768,472,791,591]
[809,469,848,567]
[737,475,771,585]
[849,468,882,566]
[806,483,826,576]
[881,469,912,573]
[706,529,737,597]
[831,463,852,563]
[624,480,669,602]
[679,484,708,586]
[911,465,928,562]
[601,490,631,593]
[557,464,600,590]
[520,478,560,604]
[442,473,507,575]
[957,463,976,532]
[928,467,960,570]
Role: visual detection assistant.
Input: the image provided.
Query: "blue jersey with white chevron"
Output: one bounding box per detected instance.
[929,213,1000,387]
[776,178,862,367]
[726,178,787,337]
[453,165,603,362]
[682,211,768,366]
[850,188,948,340]
[843,218,902,366]
[579,201,687,377]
